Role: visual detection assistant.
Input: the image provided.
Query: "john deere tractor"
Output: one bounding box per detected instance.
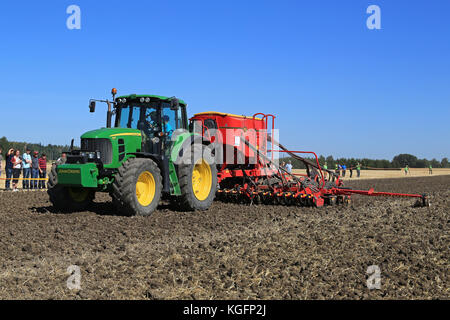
[48,89,217,216]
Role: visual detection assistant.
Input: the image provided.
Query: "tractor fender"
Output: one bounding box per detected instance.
[170,132,218,165]
[127,152,170,193]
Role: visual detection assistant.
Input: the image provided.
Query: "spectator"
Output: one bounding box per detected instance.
[285,161,293,174]
[39,153,48,189]
[31,151,40,190]
[56,152,67,165]
[342,164,347,177]
[5,148,14,190]
[335,163,340,176]
[11,150,23,192]
[323,162,330,180]
[356,163,361,178]
[22,149,32,190]
[429,164,432,175]
[404,165,409,176]
[349,166,353,178]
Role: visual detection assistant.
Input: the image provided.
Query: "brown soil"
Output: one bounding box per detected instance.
[0,176,448,300]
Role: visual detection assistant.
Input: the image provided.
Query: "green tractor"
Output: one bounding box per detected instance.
[48,89,217,216]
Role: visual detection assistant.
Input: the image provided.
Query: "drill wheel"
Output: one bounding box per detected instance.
[343,195,351,205]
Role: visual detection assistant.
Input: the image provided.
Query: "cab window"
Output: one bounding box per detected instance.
[161,104,176,135]
[130,107,140,129]
[118,106,157,131]
[119,107,131,128]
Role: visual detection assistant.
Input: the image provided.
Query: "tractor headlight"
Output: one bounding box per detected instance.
[82,151,100,160]
[145,97,150,103]
[140,97,145,103]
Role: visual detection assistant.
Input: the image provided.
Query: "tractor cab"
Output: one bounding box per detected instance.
[114,95,188,155]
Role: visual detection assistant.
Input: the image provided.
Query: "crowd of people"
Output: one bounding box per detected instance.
[329,162,362,178]
[0,148,66,191]
[321,162,362,180]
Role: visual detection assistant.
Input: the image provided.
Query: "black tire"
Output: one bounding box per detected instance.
[111,158,162,216]
[47,164,95,212]
[177,144,217,211]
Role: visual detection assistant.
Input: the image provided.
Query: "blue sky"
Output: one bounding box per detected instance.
[0,0,448,160]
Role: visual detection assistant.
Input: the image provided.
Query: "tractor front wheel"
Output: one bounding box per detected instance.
[111,158,163,216]
[48,165,95,212]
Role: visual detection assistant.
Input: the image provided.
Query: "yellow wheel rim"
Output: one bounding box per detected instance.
[192,159,212,201]
[68,188,90,203]
[136,171,156,206]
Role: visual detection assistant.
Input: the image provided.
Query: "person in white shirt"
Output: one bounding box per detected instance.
[285,161,293,174]
[11,150,23,192]
[22,149,32,190]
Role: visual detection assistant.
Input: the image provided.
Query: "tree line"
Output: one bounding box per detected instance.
[1,136,448,169]
[281,154,449,169]
[0,137,71,161]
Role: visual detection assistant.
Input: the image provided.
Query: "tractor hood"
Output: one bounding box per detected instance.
[77,128,143,168]
[81,128,142,140]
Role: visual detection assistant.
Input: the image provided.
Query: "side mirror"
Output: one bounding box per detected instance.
[89,101,96,113]
[170,98,179,110]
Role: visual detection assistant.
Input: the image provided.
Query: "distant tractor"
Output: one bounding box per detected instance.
[48,89,217,216]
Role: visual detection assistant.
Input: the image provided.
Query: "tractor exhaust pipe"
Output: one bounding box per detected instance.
[107,88,117,128]
[89,88,118,128]
[106,101,112,128]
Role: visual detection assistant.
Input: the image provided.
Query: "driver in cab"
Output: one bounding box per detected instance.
[137,111,159,141]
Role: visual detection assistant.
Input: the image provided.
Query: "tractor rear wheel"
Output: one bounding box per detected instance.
[111,158,162,216]
[48,164,95,212]
[177,144,217,211]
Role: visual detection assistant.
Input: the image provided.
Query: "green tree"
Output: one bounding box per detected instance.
[392,154,418,168]
[325,155,335,167]
[430,158,441,168]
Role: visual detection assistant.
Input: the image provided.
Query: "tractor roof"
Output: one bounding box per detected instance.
[193,111,263,120]
[116,94,187,106]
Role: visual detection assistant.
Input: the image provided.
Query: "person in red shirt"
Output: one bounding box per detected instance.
[38,153,47,189]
